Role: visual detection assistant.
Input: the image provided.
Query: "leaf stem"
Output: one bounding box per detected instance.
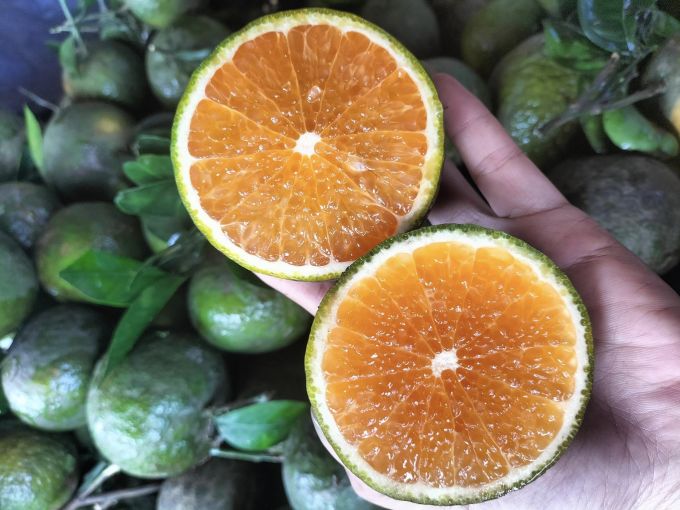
[210,392,273,416]
[210,448,284,463]
[18,88,58,112]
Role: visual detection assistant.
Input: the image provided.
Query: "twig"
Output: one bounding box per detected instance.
[210,392,273,416]
[18,88,58,112]
[69,485,160,509]
[62,464,121,510]
[58,0,87,55]
[210,448,283,463]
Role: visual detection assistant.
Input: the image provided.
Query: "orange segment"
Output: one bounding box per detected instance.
[314,231,590,495]
[175,12,442,279]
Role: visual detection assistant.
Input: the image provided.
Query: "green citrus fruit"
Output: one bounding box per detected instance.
[41,102,134,201]
[644,34,680,136]
[431,0,489,54]
[0,109,24,182]
[146,16,230,108]
[1,305,108,431]
[0,232,38,337]
[0,354,8,415]
[360,0,441,58]
[36,202,147,303]
[87,331,227,478]
[188,259,311,353]
[494,35,581,168]
[549,155,680,274]
[283,415,379,510]
[461,0,543,77]
[0,422,79,510]
[62,40,147,110]
[125,0,203,28]
[306,224,592,504]
[0,182,60,250]
[157,459,256,510]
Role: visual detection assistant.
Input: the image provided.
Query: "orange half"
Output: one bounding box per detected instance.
[307,225,592,505]
[172,9,443,280]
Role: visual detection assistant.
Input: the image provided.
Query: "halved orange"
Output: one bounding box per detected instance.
[172,9,443,280]
[307,224,593,505]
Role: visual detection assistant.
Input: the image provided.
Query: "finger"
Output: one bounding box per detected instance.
[429,160,503,228]
[256,274,332,315]
[433,73,567,218]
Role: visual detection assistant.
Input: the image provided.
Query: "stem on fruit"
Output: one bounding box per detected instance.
[57,0,87,55]
[210,447,283,463]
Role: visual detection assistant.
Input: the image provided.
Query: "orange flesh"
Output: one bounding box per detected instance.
[187,25,428,266]
[323,242,578,487]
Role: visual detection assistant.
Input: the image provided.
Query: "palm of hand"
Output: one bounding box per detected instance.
[262,76,680,510]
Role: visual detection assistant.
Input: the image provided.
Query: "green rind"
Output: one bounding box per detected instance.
[172,7,444,281]
[305,223,594,505]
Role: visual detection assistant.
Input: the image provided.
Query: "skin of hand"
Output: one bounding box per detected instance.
[259,74,680,510]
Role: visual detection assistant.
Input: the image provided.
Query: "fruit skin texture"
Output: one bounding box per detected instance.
[62,40,147,110]
[306,224,593,505]
[87,331,227,478]
[431,0,489,54]
[461,0,543,77]
[643,34,680,136]
[0,182,60,250]
[36,202,146,303]
[188,259,311,353]
[125,0,202,28]
[360,0,441,58]
[0,422,79,510]
[41,102,134,201]
[0,110,24,182]
[0,231,38,337]
[494,35,581,168]
[1,305,108,431]
[549,155,680,274]
[156,459,256,510]
[283,415,379,510]
[146,16,230,108]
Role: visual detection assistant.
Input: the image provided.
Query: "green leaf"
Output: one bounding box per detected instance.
[122,155,173,184]
[59,250,168,307]
[215,400,309,452]
[23,106,44,171]
[602,105,679,156]
[580,114,609,153]
[101,274,186,375]
[115,181,185,217]
[132,134,171,156]
[544,20,610,72]
[650,10,680,39]
[577,0,656,53]
[58,36,78,75]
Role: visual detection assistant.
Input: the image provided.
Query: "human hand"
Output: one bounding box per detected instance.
[260,74,680,509]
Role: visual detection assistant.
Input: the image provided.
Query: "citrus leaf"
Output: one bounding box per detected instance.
[602,105,679,156]
[543,21,609,72]
[122,155,173,184]
[132,134,171,156]
[577,0,656,53]
[59,250,168,307]
[580,114,609,153]
[215,400,309,452]
[115,181,185,217]
[58,37,78,76]
[23,106,44,171]
[101,274,186,375]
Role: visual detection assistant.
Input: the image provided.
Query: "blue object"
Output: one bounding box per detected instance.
[0,1,78,113]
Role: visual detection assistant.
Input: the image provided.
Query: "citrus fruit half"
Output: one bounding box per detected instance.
[307,224,593,504]
[172,8,443,280]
